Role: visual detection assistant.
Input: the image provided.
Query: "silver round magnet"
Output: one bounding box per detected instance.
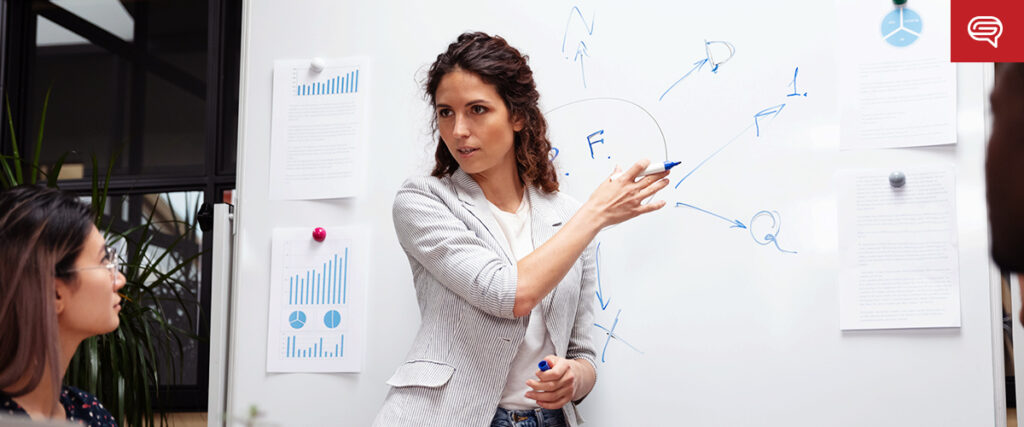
[889,171,906,188]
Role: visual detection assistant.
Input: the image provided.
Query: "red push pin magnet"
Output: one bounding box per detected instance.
[312,227,327,242]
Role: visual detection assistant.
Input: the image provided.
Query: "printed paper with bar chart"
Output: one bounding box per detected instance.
[269,57,369,200]
[267,227,367,372]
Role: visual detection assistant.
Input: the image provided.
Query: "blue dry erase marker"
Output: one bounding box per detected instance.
[538,360,551,372]
[611,160,682,181]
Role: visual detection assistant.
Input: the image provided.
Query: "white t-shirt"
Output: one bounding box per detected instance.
[487,191,557,410]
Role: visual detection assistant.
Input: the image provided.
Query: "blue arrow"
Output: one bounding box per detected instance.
[754,103,786,136]
[561,6,596,54]
[659,58,710,102]
[674,123,755,189]
[574,41,590,88]
[595,242,610,310]
[674,202,747,229]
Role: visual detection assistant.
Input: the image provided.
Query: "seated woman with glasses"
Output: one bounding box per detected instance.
[0,185,124,426]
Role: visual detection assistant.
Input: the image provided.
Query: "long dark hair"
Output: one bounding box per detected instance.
[0,185,93,398]
[425,32,559,193]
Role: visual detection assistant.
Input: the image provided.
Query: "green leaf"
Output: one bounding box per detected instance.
[87,338,99,391]
[45,151,69,188]
[29,87,51,185]
[0,154,16,189]
[5,96,22,184]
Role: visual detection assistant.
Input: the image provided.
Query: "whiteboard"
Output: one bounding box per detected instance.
[225,1,1003,425]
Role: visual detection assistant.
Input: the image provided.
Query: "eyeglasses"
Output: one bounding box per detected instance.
[62,246,121,281]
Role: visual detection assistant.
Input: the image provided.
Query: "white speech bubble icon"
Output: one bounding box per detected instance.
[968,16,1003,48]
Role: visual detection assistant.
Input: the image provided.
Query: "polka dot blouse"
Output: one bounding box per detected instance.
[1,386,117,426]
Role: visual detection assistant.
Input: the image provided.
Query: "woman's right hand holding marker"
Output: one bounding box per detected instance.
[580,159,671,229]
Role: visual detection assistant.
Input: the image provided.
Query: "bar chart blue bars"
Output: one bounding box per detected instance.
[297,69,360,96]
[284,335,345,359]
[270,227,365,372]
[288,249,348,305]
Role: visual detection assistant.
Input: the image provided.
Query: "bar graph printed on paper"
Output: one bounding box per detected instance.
[282,249,349,360]
[284,335,345,359]
[269,228,365,372]
[297,69,359,96]
[288,249,348,305]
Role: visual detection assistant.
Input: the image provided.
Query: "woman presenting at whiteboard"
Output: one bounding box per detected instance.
[374,32,670,427]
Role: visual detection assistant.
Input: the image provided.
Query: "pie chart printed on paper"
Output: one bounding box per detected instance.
[324,310,341,329]
[289,310,307,329]
[881,8,922,47]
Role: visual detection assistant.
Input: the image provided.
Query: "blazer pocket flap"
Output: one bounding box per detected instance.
[386,360,455,388]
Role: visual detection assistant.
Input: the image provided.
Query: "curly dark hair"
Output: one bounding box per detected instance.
[425,32,558,193]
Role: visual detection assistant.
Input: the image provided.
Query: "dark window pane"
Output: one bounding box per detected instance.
[141,72,205,174]
[31,19,130,179]
[145,0,207,81]
[29,1,210,179]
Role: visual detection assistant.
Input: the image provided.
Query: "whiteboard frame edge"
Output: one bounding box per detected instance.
[981,61,1007,427]
[221,0,255,424]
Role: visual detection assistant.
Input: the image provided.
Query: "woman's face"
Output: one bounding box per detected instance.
[56,226,126,340]
[435,69,523,179]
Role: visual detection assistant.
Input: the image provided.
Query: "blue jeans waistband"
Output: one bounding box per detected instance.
[490,407,567,427]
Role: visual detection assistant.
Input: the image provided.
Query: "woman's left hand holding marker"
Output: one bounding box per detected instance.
[524,356,583,410]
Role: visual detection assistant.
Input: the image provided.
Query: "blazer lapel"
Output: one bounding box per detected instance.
[451,171,565,321]
[450,170,515,264]
[527,185,563,317]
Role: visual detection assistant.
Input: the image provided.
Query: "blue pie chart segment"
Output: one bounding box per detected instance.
[881,9,922,47]
[324,310,341,329]
[289,310,307,329]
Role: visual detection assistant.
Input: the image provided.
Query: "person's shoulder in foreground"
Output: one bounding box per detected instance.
[61,386,116,426]
[987,63,1024,272]
[1,386,116,426]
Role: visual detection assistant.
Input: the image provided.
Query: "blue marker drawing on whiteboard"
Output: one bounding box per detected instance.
[595,242,610,310]
[594,309,643,363]
[749,210,797,254]
[561,6,596,88]
[545,97,670,161]
[754,104,786,137]
[787,67,808,97]
[675,67,806,189]
[674,123,755,189]
[659,40,736,102]
[574,41,591,88]
[587,130,605,159]
[659,58,709,102]
[674,202,747,229]
[561,6,595,54]
[702,40,735,73]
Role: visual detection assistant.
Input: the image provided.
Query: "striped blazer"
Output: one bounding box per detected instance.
[373,169,599,427]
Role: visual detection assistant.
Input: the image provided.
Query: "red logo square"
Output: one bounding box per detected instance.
[952,0,1024,62]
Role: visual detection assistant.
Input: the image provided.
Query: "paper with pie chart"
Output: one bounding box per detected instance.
[266,227,367,372]
[838,1,955,150]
